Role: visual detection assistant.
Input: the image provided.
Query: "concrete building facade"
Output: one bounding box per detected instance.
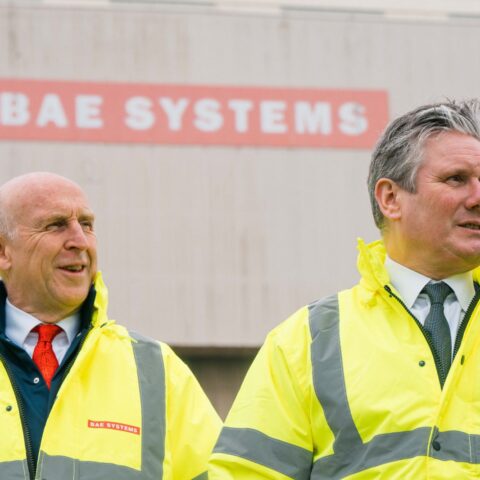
[1,0,479,415]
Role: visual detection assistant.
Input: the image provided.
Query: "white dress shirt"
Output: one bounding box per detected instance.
[385,256,476,350]
[5,299,80,365]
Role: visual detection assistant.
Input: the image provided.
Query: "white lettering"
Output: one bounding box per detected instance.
[260,101,287,134]
[0,92,30,126]
[36,94,68,128]
[159,97,189,131]
[339,102,368,135]
[125,96,154,130]
[294,102,331,135]
[194,99,223,132]
[228,99,253,133]
[75,95,103,129]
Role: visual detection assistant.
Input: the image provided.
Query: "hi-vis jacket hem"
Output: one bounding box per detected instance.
[0,273,221,480]
[209,239,480,479]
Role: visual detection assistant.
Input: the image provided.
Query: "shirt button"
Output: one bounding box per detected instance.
[432,440,441,451]
[33,377,40,384]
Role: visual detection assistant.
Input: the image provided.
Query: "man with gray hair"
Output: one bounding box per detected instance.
[0,172,221,479]
[210,99,480,478]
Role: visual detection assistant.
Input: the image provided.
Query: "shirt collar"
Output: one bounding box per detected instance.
[5,299,81,348]
[385,256,475,311]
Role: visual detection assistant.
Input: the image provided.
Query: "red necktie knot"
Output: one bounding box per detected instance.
[33,324,63,342]
[32,324,63,389]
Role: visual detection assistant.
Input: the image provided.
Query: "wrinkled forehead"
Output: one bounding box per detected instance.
[9,179,94,225]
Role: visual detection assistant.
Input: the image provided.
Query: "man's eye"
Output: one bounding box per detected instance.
[46,221,63,230]
[81,221,94,231]
[447,175,465,184]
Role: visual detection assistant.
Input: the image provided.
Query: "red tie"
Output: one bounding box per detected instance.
[32,324,63,389]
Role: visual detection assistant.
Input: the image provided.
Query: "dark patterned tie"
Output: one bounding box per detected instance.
[32,324,63,389]
[422,282,453,387]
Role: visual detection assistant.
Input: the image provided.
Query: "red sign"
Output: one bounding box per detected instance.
[0,79,388,148]
[88,419,140,435]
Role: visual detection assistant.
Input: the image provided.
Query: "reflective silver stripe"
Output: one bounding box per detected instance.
[36,454,208,480]
[430,430,479,463]
[309,297,431,478]
[308,295,362,455]
[192,472,208,480]
[36,332,166,479]
[0,460,29,479]
[214,426,312,479]
[130,331,166,478]
[308,296,479,477]
[36,454,146,479]
[311,427,431,479]
[36,452,75,479]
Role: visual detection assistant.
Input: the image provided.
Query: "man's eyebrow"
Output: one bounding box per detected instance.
[33,211,95,228]
[33,214,68,228]
[78,210,95,218]
[78,212,95,221]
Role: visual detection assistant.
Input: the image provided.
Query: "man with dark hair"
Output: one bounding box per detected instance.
[210,100,480,478]
[0,172,221,479]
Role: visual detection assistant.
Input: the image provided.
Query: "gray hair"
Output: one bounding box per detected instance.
[0,193,14,240]
[368,99,480,229]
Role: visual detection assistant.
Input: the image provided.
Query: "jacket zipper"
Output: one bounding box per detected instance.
[0,350,35,480]
[452,285,480,357]
[383,284,480,387]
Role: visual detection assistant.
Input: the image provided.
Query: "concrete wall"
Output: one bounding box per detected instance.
[1,1,480,413]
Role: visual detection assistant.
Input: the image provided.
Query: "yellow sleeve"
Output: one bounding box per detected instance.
[161,343,222,480]
[209,307,314,479]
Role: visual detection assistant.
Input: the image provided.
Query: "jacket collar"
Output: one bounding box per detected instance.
[0,272,108,335]
[356,238,480,295]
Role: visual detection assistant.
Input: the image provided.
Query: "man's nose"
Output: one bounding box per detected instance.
[466,179,480,209]
[64,221,89,249]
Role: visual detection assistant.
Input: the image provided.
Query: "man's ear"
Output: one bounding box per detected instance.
[0,236,12,273]
[375,178,402,221]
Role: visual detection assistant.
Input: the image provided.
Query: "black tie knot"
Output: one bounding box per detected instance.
[423,282,452,305]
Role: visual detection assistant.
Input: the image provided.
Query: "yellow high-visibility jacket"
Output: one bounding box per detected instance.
[0,273,222,480]
[210,239,480,479]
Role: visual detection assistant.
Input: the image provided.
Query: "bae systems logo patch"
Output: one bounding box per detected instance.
[88,420,141,435]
